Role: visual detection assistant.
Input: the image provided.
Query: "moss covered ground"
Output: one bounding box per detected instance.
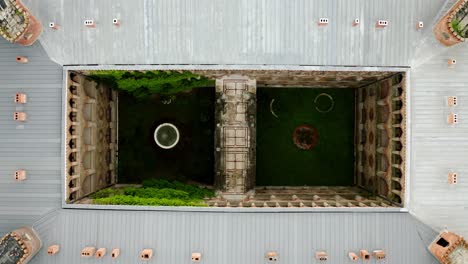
[118,87,215,184]
[91,179,215,206]
[256,88,355,186]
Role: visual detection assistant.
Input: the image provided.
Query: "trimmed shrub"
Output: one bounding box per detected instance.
[142,179,215,199]
[90,180,214,207]
[90,188,125,199]
[123,188,191,200]
[93,195,207,207]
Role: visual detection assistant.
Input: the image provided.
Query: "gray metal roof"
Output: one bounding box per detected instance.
[0,38,62,236]
[409,42,468,238]
[22,0,446,66]
[29,210,438,264]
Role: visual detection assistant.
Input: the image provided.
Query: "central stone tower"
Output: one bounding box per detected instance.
[214,75,256,199]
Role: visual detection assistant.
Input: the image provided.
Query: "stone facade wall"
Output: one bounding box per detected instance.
[214,75,256,197]
[71,69,404,207]
[206,186,396,208]
[66,71,118,203]
[194,70,394,88]
[355,73,406,205]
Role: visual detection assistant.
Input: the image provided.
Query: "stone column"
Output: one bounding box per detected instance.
[214,75,256,198]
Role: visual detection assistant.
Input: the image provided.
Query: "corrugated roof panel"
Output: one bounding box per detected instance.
[0,38,62,235]
[410,43,468,237]
[28,211,438,264]
[21,0,445,66]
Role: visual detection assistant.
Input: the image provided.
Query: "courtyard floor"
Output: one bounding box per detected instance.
[118,87,215,184]
[256,87,355,186]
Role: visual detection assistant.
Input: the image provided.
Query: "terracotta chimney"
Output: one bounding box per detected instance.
[448,172,458,185]
[353,18,360,26]
[373,250,386,260]
[84,20,96,28]
[376,20,389,28]
[16,56,28,64]
[348,252,359,261]
[15,93,27,104]
[13,112,27,121]
[447,113,458,125]
[81,247,96,258]
[49,22,59,30]
[447,96,458,107]
[47,245,60,255]
[111,248,120,259]
[112,19,120,26]
[360,250,370,261]
[318,18,329,26]
[191,252,202,262]
[95,248,106,258]
[265,251,278,262]
[417,21,424,29]
[15,170,27,181]
[140,249,153,261]
[315,251,328,261]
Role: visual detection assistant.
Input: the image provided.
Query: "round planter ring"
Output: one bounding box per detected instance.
[292,124,319,150]
[314,93,335,113]
[154,123,180,149]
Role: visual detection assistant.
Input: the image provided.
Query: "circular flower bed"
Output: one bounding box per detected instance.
[314,93,335,113]
[292,124,318,150]
[154,123,180,149]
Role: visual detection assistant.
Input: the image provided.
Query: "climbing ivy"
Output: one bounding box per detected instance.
[88,70,214,98]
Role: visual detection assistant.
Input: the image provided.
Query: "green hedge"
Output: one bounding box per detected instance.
[87,70,214,98]
[93,195,207,207]
[122,188,191,200]
[142,179,215,199]
[90,179,215,207]
[90,188,125,199]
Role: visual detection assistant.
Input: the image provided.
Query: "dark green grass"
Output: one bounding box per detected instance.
[118,88,215,184]
[256,88,355,186]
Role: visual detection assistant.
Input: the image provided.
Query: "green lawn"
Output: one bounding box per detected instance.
[256,88,355,186]
[118,88,215,184]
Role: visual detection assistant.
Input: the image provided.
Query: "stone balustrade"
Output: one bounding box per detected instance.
[66,71,117,203]
[356,74,406,205]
